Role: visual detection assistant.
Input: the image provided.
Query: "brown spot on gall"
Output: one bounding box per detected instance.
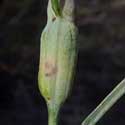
[47,97,51,100]
[44,60,57,77]
[52,17,56,22]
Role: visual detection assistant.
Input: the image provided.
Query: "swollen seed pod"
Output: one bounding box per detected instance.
[38,0,77,112]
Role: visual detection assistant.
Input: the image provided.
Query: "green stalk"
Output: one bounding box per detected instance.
[48,113,57,125]
[81,78,125,125]
[51,0,61,16]
[48,105,59,125]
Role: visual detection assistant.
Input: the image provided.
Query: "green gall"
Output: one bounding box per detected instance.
[38,0,78,120]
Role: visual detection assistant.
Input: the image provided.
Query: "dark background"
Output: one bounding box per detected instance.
[0,0,125,125]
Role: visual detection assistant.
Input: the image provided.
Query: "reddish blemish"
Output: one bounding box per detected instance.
[52,17,56,22]
[44,61,57,77]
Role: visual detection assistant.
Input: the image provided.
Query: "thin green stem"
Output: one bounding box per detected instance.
[47,103,59,125]
[48,110,57,125]
[51,0,61,16]
[81,78,125,125]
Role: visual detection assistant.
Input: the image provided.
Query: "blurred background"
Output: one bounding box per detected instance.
[0,0,125,125]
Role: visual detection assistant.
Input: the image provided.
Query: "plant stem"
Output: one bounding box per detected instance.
[51,0,61,16]
[47,103,59,125]
[82,78,125,125]
[48,111,57,125]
